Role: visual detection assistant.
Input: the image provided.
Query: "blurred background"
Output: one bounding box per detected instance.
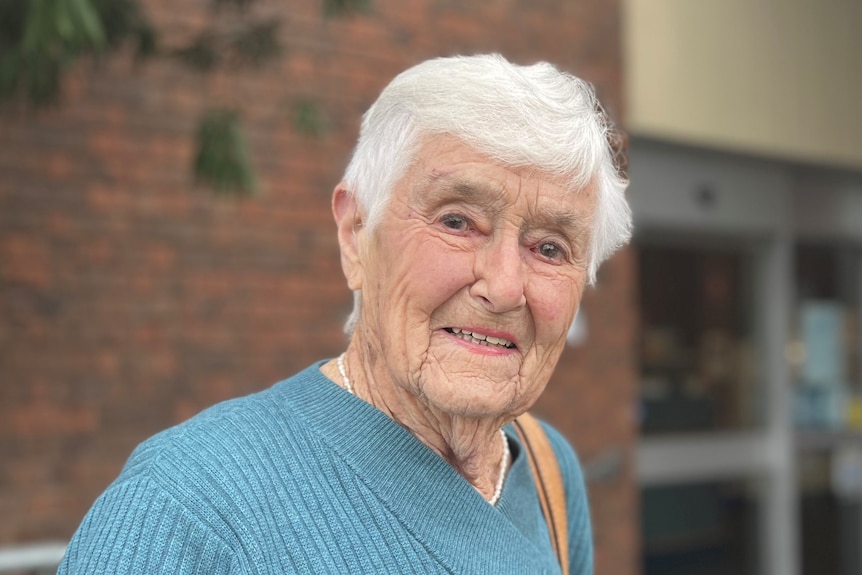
[0,1,860,574]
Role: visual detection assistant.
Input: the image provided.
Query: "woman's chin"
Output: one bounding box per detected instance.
[417,378,519,420]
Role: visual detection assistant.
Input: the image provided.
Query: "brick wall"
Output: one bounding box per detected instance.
[0,1,638,573]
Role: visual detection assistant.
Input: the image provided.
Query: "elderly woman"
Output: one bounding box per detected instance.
[59,54,631,575]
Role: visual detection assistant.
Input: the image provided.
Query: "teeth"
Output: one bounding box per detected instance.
[448,329,513,349]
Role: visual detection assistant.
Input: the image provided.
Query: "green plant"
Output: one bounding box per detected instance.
[194,109,256,195]
[1,0,371,196]
[0,0,152,106]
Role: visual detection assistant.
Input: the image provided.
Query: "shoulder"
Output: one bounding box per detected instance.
[63,365,329,573]
[89,378,293,527]
[107,364,332,527]
[129,365,327,462]
[123,382,288,481]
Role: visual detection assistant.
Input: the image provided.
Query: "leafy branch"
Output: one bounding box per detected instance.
[1,0,369,196]
[0,0,152,105]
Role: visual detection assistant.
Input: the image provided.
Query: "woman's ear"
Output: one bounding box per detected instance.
[332,183,364,290]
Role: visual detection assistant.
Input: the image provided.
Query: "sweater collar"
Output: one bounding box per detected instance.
[278,362,560,575]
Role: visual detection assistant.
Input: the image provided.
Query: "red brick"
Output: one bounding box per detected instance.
[0,235,52,288]
[0,1,636,572]
[7,405,99,437]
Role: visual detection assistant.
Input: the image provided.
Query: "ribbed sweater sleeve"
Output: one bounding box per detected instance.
[58,474,235,574]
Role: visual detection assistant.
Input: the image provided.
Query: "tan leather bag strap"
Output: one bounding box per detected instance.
[513,413,569,575]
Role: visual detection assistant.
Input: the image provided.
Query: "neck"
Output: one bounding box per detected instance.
[325,342,510,502]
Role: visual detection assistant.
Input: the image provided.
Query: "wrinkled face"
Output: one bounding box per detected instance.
[350,135,596,419]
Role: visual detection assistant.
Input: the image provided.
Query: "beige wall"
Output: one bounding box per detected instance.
[624,0,862,169]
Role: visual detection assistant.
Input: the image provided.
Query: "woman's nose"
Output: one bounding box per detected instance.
[469,234,527,313]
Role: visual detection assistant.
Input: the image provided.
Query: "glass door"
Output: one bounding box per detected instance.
[629,139,798,575]
[636,235,770,575]
[638,240,762,436]
[791,243,862,575]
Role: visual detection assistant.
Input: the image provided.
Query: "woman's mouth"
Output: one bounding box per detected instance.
[443,328,516,349]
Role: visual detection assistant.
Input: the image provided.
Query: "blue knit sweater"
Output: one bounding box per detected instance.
[59,363,593,574]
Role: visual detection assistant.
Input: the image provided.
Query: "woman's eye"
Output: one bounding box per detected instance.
[440,214,469,231]
[537,242,566,261]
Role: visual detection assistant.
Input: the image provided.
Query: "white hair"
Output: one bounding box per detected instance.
[341,54,632,334]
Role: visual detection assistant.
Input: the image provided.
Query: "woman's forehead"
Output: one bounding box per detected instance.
[397,135,596,221]
[409,133,584,189]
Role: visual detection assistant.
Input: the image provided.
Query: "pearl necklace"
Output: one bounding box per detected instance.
[336,353,509,505]
[489,429,510,506]
[337,352,354,395]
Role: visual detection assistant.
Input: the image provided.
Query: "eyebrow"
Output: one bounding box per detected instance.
[424,172,497,200]
[421,173,593,241]
[544,210,593,240]
[416,174,504,214]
